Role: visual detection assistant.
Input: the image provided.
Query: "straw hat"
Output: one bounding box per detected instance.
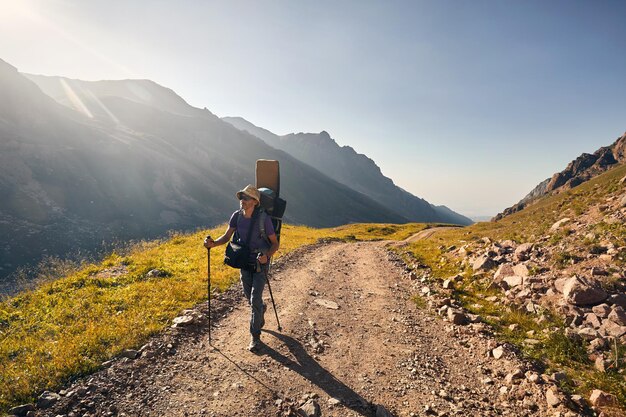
[236,184,260,202]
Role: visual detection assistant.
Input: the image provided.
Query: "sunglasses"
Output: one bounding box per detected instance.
[239,195,253,201]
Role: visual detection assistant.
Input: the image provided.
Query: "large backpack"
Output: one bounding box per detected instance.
[255,160,286,246]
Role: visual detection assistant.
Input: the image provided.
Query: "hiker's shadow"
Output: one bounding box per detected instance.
[261,329,373,416]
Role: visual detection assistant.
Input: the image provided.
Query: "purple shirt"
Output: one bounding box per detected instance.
[229,210,275,257]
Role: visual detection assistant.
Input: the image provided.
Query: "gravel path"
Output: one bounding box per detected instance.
[36,241,556,417]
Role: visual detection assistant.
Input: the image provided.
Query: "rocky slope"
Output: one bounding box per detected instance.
[494,132,626,220]
[223,117,472,226]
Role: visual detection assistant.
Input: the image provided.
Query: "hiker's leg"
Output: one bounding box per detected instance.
[240,269,253,304]
[249,270,266,337]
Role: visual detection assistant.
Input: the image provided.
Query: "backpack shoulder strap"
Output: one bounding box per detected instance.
[259,210,269,243]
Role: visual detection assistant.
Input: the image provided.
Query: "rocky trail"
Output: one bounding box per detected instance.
[33,241,566,417]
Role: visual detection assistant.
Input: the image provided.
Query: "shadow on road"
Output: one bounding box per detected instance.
[261,329,374,416]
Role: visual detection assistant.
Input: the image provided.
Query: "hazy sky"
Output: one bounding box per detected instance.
[1,0,625,217]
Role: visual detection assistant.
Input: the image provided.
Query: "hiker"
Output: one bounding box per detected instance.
[203,184,279,351]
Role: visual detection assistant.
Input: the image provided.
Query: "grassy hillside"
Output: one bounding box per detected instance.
[0,222,428,411]
[397,162,626,412]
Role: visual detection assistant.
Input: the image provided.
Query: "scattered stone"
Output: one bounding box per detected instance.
[514,243,533,261]
[447,309,468,325]
[550,218,571,231]
[591,267,609,276]
[577,327,600,341]
[494,264,515,280]
[545,387,562,407]
[442,279,454,289]
[584,313,602,329]
[608,306,626,325]
[512,263,530,277]
[314,299,340,310]
[297,399,321,417]
[492,346,505,359]
[503,275,524,288]
[562,276,608,306]
[37,391,61,409]
[172,315,196,327]
[608,293,626,309]
[8,404,36,416]
[472,255,496,271]
[594,356,607,372]
[592,304,611,318]
[504,369,524,385]
[327,397,341,406]
[146,269,168,277]
[589,389,616,407]
[120,349,139,359]
[600,320,626,338]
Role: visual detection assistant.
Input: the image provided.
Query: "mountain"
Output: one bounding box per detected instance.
[494,132,626,220]
[223,117,472,225]
[1,60,411,290]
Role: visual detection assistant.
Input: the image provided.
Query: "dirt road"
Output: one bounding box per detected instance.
[38,241,554,417]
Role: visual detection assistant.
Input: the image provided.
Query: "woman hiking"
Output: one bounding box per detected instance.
[203,185,279,351]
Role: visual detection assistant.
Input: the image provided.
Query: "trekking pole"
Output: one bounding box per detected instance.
[263,258,282,332]
[206,235,212,343]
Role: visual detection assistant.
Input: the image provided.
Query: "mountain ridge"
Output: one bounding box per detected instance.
[223,116,472,225]
[494,132,626,221]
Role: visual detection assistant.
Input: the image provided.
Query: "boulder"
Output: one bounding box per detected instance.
[513,263,530,277]
[514,243,533,261]
[562,276,608,306]
[8,404,36,416]
[592,304,611,318]
[447,309,468,325]
[589,389,616,407]
[545,387,562,407]
[473,255,496,271]
[550,218,571,232]
[37,391,61,409]
[494,263,515,280]
[584,313,602,329]
[608,306,626,326]
[600,320,626,338]
[503,275,524,288]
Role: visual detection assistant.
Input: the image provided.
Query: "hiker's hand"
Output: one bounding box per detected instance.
[258,254,269,264]
[203,236,215,249]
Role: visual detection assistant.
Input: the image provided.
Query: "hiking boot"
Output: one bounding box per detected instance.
[248,335,261,352]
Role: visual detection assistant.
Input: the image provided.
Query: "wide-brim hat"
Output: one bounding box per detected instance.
[236,184,260,202]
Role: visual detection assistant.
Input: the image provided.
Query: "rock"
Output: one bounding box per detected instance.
[492,345,505,359]
[297,399,321,417]
[594,356,607,372]
[37,391,61,409]
[8,404,36,416]
[504,369,524,385]
[447,309,468,325]
[172,315,196,327]
[442,279,454,289]
[376,404,394,417]
[592,304,611,319]
[608,293,626,309]
[314,299,339,310]
[514,243,533,261]
[550,218,571,231]
[120,349,139,359]
[146,268,167,277]
[513,263,530,277]
[589,389,616,407]
[584,313,602,329]
[562,276,608,306]
[591,267,609,276]
[546,387,562,407]
[600,320,626,338]
[327,397,341,406]
[503,275,524,288]
[473,255,496,271]
[577,327,600,341]
[589,337,608,351]
[608,306,626,325]
[494,264,515,280]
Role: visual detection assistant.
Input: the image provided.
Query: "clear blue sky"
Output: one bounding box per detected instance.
[1,0,625,217]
